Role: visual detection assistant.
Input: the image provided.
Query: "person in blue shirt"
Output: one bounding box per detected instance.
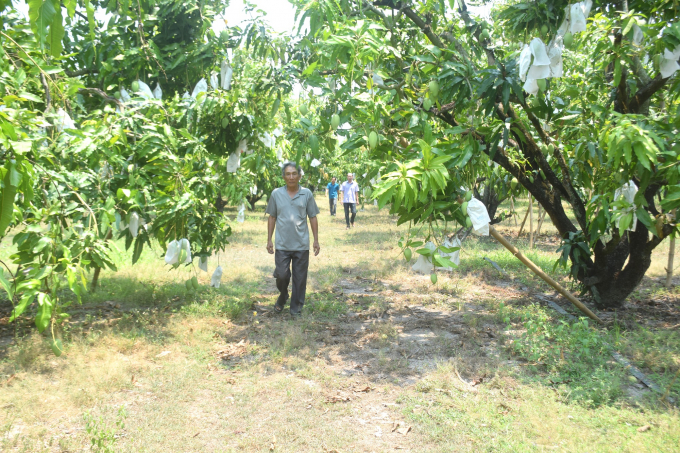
[326,177,340,216]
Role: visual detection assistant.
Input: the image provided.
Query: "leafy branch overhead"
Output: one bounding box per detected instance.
[291,0,680,308]
[0,0,297,338]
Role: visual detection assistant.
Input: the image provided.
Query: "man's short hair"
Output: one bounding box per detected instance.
[347,173,354,177]
[282,161,301,177]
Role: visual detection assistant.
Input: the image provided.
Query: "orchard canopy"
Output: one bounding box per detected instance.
[0,0,679,337]
[290,0,680,308]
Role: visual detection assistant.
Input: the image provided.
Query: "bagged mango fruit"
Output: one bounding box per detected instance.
[199,256,208,272]
[467,198,491,236]
[210,265,223,288]
[178,238,192,264]
[165,240,180,265]
[129,212,139,237]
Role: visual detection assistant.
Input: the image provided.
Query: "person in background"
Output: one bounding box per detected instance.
[326,177,340,216]
[266,162,320,318]
[339,172,359,229]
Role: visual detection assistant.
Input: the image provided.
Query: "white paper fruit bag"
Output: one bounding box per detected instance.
[210,265,223,288]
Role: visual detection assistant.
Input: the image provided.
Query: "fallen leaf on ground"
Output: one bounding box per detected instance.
[353,385,374,393]
[155,351,171,358]
[396,426,411,435]
[638,425,651,432]
[326,393,351,403]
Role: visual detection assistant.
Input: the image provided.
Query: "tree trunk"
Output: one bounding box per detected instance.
[246,194,264,210]
[215,195,227,213]
[474,183,507,225]
[589,226,653,307]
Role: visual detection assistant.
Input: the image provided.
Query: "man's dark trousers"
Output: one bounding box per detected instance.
[329,197,337,216]
[273,250,309,315]
[344,202,357,227]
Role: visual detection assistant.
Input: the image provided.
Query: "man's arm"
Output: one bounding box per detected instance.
[309,216,320,256]
[266,215,276,254]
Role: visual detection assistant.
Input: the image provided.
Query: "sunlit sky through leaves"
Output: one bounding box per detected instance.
[217,0,299,34]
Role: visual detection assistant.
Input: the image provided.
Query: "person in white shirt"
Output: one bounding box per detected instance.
[339,173,359,229]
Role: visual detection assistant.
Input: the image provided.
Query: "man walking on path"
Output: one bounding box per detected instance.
[266,162,320,317]
[326,177,340,216]
[340,173,359,229]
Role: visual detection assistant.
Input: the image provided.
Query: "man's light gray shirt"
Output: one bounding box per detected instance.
[266,186,320,251]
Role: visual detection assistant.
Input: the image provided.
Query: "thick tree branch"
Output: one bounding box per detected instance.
[514,98,589,232]
[372,0,446,48]
[78,88,124,110]
[628,74,671,113]
[497,103,571,200]
[65,68,100,77]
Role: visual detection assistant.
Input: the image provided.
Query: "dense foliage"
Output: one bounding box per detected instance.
[0,0,295,342]
[291,0,680,308]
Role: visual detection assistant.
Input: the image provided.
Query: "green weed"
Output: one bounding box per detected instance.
[84,406,127,453]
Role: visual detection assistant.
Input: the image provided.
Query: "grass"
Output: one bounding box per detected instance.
[0,195,678,451]
[399,361,679,452]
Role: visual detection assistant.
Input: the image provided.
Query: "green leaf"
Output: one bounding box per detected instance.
[62,0,76,18]
[11,141,32,154]
[0,270,13,299]
[636,207,656,235]
[27,0,57,46]
[35,292,52,332]
[8,163,21,187]
[270,97,281,119]
[619,211,633,236]
[47,3,64,56]
[85,1,95,39]
[622,17,636,36]
[0,169,17,236]
[18,92,43,103]
[10,292,36,322]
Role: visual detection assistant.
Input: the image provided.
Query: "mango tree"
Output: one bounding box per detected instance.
[291,0,680,308]
[0,0,294,339]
